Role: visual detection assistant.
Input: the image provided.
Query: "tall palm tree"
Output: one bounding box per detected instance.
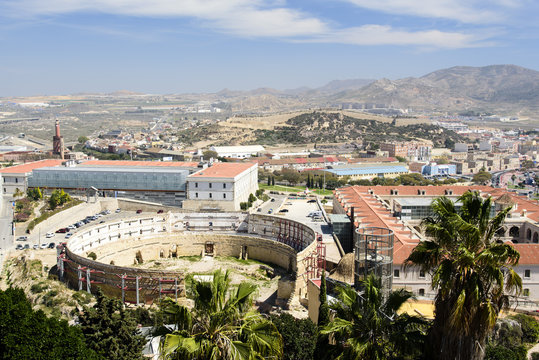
[320,274,427,360]
[405,191,522,360]
[160,269,282,360]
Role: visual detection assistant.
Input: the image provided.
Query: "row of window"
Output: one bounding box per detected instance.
[194,182,227,189]
[394,269,532,279]
[194,193,227,199]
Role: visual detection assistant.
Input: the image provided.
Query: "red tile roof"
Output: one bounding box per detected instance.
[333,185,539,265]
[0,159,64,174]
[189,162,256,178]
[81,160,199,168]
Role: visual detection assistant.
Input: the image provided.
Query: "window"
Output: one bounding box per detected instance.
[223,193,226,199]
[418,289,425,296]
[209,183,212,188]
[195,192,198,198]
[195,182,198,188]
[523,289,530,297]
[209,193,212,199]
[394,269,400,278]
[525,269,531,278]
[419,270,425,278]
[15,178,18,183]
[223,183,226,189]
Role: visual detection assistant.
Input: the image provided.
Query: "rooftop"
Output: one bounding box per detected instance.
[189,162,256,179]
[326,165,408,176]
[0,159,64,174]
[81,160,199,168]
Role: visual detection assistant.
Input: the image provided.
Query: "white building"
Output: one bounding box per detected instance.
[183,162,258,211]
[210,145,265,159]
[0,159,64,195]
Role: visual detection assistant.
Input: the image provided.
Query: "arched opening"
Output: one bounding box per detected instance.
[527,229,532,240]
[413,226,421,234]
[509,226,520,238]
[496,227,506,237]
[534,232,539,243]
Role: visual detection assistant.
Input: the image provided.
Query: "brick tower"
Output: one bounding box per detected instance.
[52,119,64,159]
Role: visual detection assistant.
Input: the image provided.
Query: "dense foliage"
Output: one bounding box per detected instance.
[406,191,522,360]
[320,275,427,360]
[251,112,466,146]
[160,269,282,359]
[270,313,317,360]
[0,287,97,359]
[78,289,145,360]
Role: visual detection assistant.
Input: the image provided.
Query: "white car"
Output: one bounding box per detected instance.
[33,244,39,250]
[40,243,48,249]
[45,232,54,238]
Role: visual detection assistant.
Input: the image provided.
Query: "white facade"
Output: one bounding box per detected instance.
[393,264,539,302]
[184,163,258,211]
[1,173,27,195]
[210,145,265,159]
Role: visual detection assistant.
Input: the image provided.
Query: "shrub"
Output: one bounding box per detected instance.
[531,352,539,360]
[87,252,97,261]
[510,314,539,343]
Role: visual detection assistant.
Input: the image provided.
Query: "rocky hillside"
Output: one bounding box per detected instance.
[332,65,539,115]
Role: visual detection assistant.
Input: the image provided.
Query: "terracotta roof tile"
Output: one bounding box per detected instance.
[0,159,64,174]
[81,160,199,168]
[189,162,256,178]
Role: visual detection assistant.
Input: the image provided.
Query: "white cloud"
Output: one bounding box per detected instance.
[306,25,490,48]
[0,0,495,48]
[340,0,518,24]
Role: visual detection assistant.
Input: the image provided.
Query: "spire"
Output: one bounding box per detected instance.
[55,118,61,137]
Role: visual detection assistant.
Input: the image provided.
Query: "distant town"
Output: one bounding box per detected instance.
[0,90,538,359]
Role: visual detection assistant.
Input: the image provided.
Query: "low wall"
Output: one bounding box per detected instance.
[61,213,299,304]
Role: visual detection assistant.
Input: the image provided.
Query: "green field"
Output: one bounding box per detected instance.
[259,184,333,196]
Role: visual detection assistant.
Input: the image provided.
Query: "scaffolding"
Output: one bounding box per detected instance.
[57,244,184,305]
[275,218,307,251]
[302,234,326,283]
[354,227,394,293]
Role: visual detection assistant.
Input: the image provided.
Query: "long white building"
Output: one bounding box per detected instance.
[210,145,265,159]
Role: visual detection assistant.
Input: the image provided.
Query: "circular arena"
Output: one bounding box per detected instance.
[57,212,323,305]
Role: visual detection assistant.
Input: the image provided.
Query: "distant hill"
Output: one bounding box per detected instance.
[332,65,539,115]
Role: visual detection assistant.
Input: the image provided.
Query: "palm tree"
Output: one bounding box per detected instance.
[160,269,282,360]
[405,191,522,360]
[320,274,427,360]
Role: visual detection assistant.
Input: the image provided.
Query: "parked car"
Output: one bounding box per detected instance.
[48,242,55,249]
[16,244,23,250]
[16,236,28,241]
[115,208,121,213]
[33,244,39,250]
[23,244,30,250]
[268,209,273,214]
[157,209,164,214]
[307,199,317,203]
[40,243,48,249]
[270,198,275,202]
[45,232,54,238]
[56,228,68,233]
[136,209,142,214]
[279,209,289,213]
[65,233,73,239]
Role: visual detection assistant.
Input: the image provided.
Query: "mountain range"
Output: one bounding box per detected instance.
[215,65,539,116]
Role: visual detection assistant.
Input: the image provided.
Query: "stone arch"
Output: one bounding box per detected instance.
[496,227,506,237]
[534,232,539,243]
[509,226,520,238]
[527,229,532,240]
[413,225,421,234]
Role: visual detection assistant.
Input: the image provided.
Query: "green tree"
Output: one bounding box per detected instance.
[318,272,329,326]
[405,191,522,360]
[282,168,301,185]
[160,270,282,359]
[320,275,426,360]
[48,189,72,210]
[202,150,218,160]
[472,171,492,184]
[271,176,275,186]
[27,187,43,201]
[78,289,145,360]
[511,174,517,185]
[267,175,271,186]
[78,136,89,144]
[0,287,97,359]
[270,313,317,360]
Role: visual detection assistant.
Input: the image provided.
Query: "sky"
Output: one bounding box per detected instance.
[0,0,538,96]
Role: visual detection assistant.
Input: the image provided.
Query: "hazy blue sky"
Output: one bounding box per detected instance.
[1,0,538,96]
